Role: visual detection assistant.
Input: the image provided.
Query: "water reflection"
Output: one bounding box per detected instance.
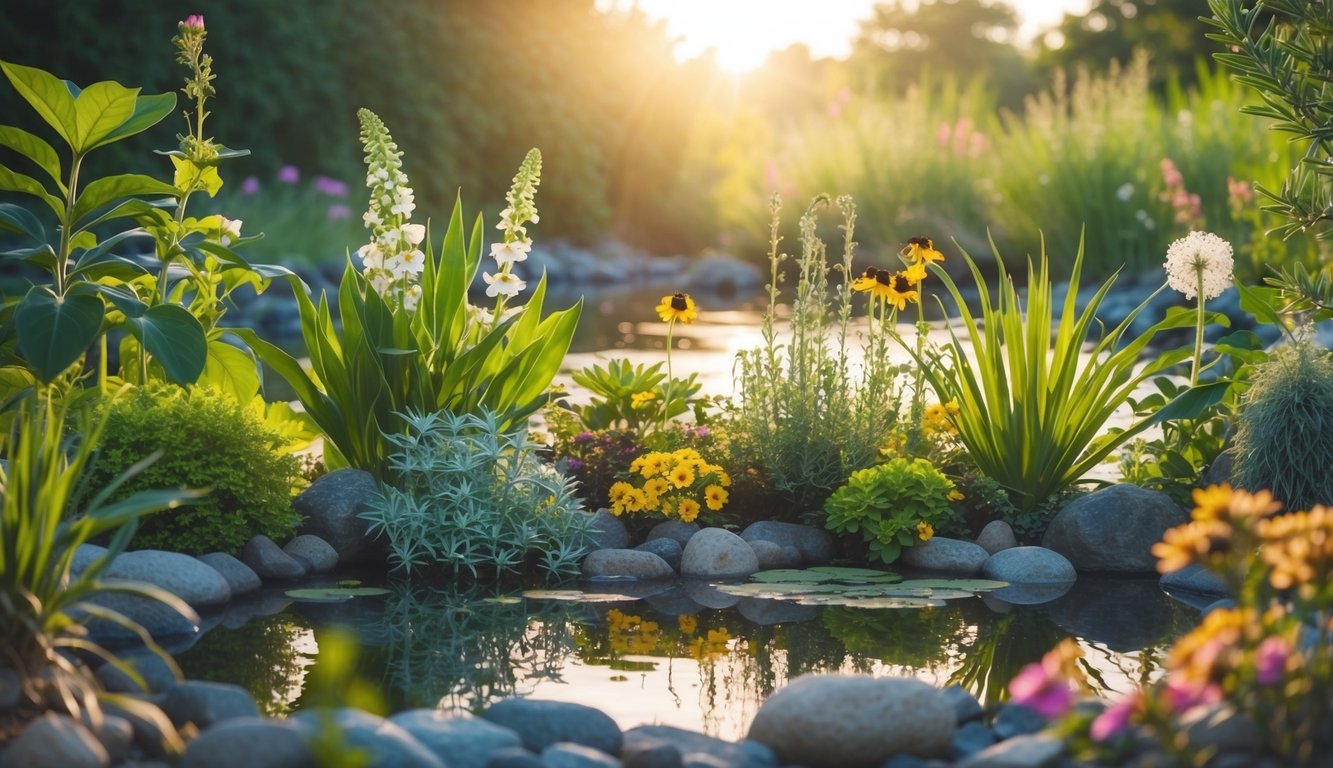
[176,578,1194,740]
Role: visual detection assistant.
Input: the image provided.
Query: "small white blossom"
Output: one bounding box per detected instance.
[368,271,394,295]
[402,284,422,311]
[219,217,242,246]
[357,243,383,270]
[400,249,426,275]
[1164,231,1233,301]
[401,223,426,246]
[483,271,526,298]
[490,239,531,267]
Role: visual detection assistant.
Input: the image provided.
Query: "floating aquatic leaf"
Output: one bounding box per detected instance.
[798,596,947,609]
[807,566,904,582]
[713,571,1010,608]
[521,589,640,603]
[285,587,391,602]
[336,579,363,588]
[482,596,522,605]
[896,579,1010,591]
[750,567,903,585]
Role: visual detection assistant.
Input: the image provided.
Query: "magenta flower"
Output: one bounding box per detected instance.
[241,176,260,196]
[1090,694,1138,742]
[326,203,352,222]
[1009,659,1075,720]
[181,15,205,30]
[314,176,350,198]
[1163,677,1222,714]
[277,165,300,185]
[1255,636,1290,686]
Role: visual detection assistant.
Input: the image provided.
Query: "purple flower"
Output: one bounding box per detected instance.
[241,176,260,196]
[1255,636,1290,686]
[181,15,205,30]
[1090,695,1138,742]
[1163,677,1221,714]
[326,203,352,221]
[314,175,350,198]
[566,458,585,472]
[277,165,300,185]
[1009,660,1074,720]
[693,426,711,438]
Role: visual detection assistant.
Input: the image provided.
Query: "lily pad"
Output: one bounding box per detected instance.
[285,587,391,602]
[751,567,903,585]
[521,589,641,603]
[713,571,1010,608]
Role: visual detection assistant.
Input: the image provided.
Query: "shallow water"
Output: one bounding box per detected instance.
[176,573,1195,741]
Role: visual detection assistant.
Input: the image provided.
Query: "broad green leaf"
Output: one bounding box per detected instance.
[0,202,45,242]
[0,125,65,192]
[72,173,178,226]
[14,286,102,381]
[199,339,260,402]
[170,156,223,196]
[124,304,206,385]
[1235,280,1283,327]
[0,60,77,148]
[0,166,62,218]
[86,91,175,150]
[72,80,137,153]
[68,230,154,280]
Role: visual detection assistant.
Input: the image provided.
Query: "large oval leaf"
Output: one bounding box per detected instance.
[14,286,102,381]
[72,80,138,154]
[125,304,206,385]
[91,92,175,151]
[0,60,77,149]
[0,125,64,192]
[73,173,179,227]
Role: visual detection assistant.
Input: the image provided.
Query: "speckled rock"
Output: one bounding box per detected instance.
[746,539,800,570]
[390,710,522,768]
[975,521,1017,555]
[289,708,444,768]
[1042,484,1187,573]
[2,713,108,768]
[241,534,306,580]
[646,521,700,549]
[980,547,1076,584]
[159,681,260,730]
[901,537,989,575]
[179,717,315,768]
[634,538,683,572]
[283,534,339,572]
[102,549,232,607]
[482,699,623,756]
[582,549,676,580]
[680,528,759,579]
[294,468,384,565]
[197,552,262,595]
[542,741,623,767]
[738,521,836,565]
[624,726,775,768]
[585,508,631,551]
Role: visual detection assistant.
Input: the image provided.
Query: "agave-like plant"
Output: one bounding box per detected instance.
[0,384,200,745]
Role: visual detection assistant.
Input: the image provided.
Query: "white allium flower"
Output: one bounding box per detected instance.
[483,271,526,298]
[1164,231,1234,301]
[490,239,531,267]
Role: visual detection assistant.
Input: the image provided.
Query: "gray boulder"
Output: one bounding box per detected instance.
[0,668,19,712]
[159,681,259,730]
[1,713,108,768]
[482,699,622,755]
[95,649,179,694]
[241,535,307,580]
[180,717,315,768]
[102,549,232,607]
[390,709,521,768]
[289,708,444,768]
[88,716,132,765]
[542,742,623,768]
[197,552,262,595]
[581,549,676,580]
[747,540,800,570]
[646,521,700,549]
[624,725,776,768]
[681,528,759,579]
[1041,484,1187,573]
[81,592,198,643]
[1160,563,1229,598]
[294,468,384,565]
[283,534,339,573]
[738,521,835,565]
[975,521,1017,555]
[901,537,989,575]
[981,547,1077,584]
[747,674,955,766]
[634,538,683,571]
[681,254,765,293]
[71,543,110,575]
[955,733,1065,768]
[585,509,631,551]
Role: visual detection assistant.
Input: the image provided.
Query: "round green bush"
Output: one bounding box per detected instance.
[1231,338,1333,511]
[85,386,302,555]
[822,457,959,564]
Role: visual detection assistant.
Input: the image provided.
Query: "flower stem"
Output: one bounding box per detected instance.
[1191,263,1206,387]
[663,318,675,434]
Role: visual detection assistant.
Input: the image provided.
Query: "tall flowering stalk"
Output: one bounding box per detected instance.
[1164,231,1234,386]
[655,291,699,432]
[486,149,541,320]
[356,108,426,311]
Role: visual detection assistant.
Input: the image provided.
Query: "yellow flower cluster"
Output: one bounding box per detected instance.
[1257,504,1333,594]
[852,236,945,311]
[922,401,961,438]
[689,627,731,661]
[1152,484,1282,575]
[609,448,731,522]
[605,609,662,656]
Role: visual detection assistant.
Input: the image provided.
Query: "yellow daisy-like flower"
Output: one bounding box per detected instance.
[678,498,701,523]
[624,487,649,513]
[901,236,944,265]
[705,484,729,511]
[644,477,670,504]
[947,490,964,502]
[631,390,657,409]
[917,521,934,541]
[609,481,633,506]
[656,292,698,324]
[884,271,919,311]
[852,267,895,302]
[1191,484,1234,523]
[639,453,667,478]
[658,499,674,517]
[716,469,732,487]
[673,448,702,462]
[669,463,696,489]
[903,260,928,285]
[678,615,698,635]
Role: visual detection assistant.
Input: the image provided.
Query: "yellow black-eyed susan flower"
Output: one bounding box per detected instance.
[903,261,928,285]
[705,484,729,511]
[656,292,698,324]
[885,271,919,311]
[901,236,944,265]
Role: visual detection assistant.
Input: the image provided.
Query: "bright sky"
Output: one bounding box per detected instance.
[597,0,1094,72]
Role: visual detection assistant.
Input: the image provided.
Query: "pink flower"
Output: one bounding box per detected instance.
[1163,677,1222,714]
[326,204,352,222]
[315,175,350,198]
[1009,660,1075,720]
[1090,694,1138,742]
[241,176,260,196]
[1160,158,1184,188]
[1255,636,1290,686]
[181,15,205,31]
[277,165,300,185]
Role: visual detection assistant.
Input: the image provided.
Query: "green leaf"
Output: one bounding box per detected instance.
[86,91,175,150]
[0,202,45,242]
[0,60,78,149]
[72,80,138,153]
[521,590,640,603]
[73,173,178,226]
[285,587,391,602]
[0,165,62,218]
[0,125,65,193]
[1235,281,1283,327]
[124,304,206,385]
[199,339,260,402]
[170,156,223,196]
[14,286,102,381]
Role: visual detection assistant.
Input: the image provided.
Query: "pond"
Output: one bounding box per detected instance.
[175,572,1196,741]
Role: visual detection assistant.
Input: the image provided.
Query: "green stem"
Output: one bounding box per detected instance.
[56,154,85,295]
[1191,264,1206,387]
[663,318,676,434]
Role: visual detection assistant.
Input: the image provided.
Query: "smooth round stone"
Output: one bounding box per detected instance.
[294,468,384,565]
[389,710,521,768]
[482,699,623,756]
[681,528,759,579]
[89,715,133,764]
[738,521,836,565]
[1041,484,1187,573]
[1160,563,1229,598]
[746,540,799,570]
[582,549,675,580]
[634,538,683,572]
[646,521,700,549]
[622,737,684,768]
[980,546,1076,584]
[179,717,314,768]
[747,674,955,766]
[624,725,776,768]
[542,742,622,768]
[159,681,260,730]
[197,552,262,596]
[289,708,444,768]
[2,713,109,768]
[975,520,1017,555]
[585,508,631,551]
[241,534,307,580]
[283,534,339,572]
[900,537,989,575]
[954,733,1064,768]
[102,549,232,607]
[951,721,997,759]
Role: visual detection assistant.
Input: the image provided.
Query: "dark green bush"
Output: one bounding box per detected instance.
[85,386,302,555]
[1230,338,1333,512]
